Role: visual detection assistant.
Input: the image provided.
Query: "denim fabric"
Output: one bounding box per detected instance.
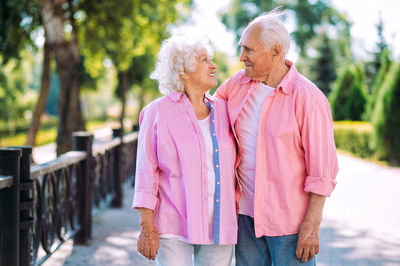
[156,238,234,266]
[236,215,316,266]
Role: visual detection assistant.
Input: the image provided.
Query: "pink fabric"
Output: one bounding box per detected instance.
[132,92,237,244]
[216,60,339,237]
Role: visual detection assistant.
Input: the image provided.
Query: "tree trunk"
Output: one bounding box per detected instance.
[39,0,85,155]
[118,71,129,138]
[25,32,52,147]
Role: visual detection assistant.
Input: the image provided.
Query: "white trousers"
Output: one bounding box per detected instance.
[156,238,234,266]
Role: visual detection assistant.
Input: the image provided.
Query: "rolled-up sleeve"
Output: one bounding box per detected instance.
[302,97,338,197]
[132,107,160,210]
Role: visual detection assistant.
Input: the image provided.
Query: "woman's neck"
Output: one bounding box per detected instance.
[184,86,210,120]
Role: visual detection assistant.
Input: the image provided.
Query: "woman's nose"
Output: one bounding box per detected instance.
[211,61,217,69]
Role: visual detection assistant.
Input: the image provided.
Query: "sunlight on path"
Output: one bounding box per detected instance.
[42,154,400,265]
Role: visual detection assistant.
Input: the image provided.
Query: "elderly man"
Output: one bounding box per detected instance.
[216,9,339,265]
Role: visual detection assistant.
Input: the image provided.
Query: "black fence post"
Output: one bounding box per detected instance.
[72,132,93,244]
[132,124,139,132]
[111,128,123,208]
[0,148,22,266]
[7,146,34,266]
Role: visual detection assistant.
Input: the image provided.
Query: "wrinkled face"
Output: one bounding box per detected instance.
[186,50,217,90]
[239,26,276,82]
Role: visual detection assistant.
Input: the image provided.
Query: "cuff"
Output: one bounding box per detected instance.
[304,175,337,197]
[132,191,158,210]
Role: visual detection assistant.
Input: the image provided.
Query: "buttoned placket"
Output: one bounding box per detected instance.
[181,96,209,242]
[205,101,221,244]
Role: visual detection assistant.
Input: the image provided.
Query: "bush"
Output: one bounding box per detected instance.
[372,62,400,163]
[333,121,374,158]
[329,64,368,121]
[0,116,58,137]
[364,48,392,121]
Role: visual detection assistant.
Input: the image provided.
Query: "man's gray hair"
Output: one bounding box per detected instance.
[243,8,291,55]
[150,33,213,95]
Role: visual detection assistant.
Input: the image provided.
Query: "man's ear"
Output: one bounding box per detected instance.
[271,45,282,57]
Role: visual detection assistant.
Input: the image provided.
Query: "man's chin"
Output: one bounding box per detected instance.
[244,68,254,78]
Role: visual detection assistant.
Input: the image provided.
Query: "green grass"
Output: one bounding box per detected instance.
[0,120,110,147]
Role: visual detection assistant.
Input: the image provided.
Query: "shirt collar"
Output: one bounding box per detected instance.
[240,74,252,85]
[167,92,184,102]
[167,91,216,104]
[277,60,297,95]
[204,92,215,104]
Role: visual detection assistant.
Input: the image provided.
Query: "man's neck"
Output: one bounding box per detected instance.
[262,61,290,88]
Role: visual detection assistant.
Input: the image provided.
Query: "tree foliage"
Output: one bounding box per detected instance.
[220,0,348,56]
[79,0,191,74]
[0,0,40,64]
[372,63,400,163]
[0,55,37,123]
[329,64,368,121]
[365,15,388,89]
[364,48,392,121]
[0,0,42,126]
[79,0,192,126]
[310,32,336,96]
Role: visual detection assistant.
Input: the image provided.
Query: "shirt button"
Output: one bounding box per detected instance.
[216,199,219,202]
[215,149,218,152]
[217,182,220,185]
[212,120,215,123]
[213,133,216,136]
[216,164,219,168]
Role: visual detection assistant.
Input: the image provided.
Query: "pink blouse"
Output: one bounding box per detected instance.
[132,92,238,244]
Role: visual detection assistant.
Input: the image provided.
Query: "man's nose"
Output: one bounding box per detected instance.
[239,50,246,61]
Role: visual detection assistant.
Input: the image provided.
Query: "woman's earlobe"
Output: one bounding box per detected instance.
[180,72,189,80]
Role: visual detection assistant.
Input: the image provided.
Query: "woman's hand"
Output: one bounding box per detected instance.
[137,225,159,260]
[137,208,159,260]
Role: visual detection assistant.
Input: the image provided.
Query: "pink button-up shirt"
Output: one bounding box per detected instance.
[216,60,339,237]
[132,92,237,244]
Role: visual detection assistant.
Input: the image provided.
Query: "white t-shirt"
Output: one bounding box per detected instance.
[235,82,275,217]
[198,113,215,240]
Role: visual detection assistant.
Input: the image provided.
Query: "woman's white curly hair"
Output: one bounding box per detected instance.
[150,33,213,94]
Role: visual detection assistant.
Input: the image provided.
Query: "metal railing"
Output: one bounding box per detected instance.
[0,128,138,266]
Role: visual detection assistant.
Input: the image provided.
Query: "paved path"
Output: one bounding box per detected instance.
[41,153,400,266]
[319,155,400,266]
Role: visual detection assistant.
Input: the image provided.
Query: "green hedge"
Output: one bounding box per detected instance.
[0,117,58,137]
[0,120,109,147]
[333,121,374,158]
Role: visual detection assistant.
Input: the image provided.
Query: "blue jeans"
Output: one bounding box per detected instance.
[236,215,316,266]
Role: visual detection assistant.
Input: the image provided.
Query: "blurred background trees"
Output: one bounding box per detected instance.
[372,63,400,163]
[0,0,399,164]
[221,0,399,164]
[329,63,368,121]
[1,0,192,154]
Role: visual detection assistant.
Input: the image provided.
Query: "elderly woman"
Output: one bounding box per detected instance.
[132,34,237,266]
